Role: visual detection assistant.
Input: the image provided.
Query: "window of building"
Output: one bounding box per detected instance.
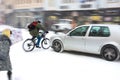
[60,6,69,9]
[86,0,95,1]
[25,0,32,4]
[107,0,119,3]
[81,4,91,8]
[15,0,32,4]
[35,0,43,3]
[62,0,75,3]
[79,0,95,3]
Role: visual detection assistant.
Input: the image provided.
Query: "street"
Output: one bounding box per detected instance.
[1,29,120,80]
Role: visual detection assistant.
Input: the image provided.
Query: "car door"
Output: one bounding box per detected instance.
[64,26,89,51]
[85,26,110,54]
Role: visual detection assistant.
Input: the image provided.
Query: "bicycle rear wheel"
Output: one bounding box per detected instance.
[22,39,35,52]
[41,38,50,49]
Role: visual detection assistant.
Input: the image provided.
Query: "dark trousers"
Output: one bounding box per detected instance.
[7,70,12,80]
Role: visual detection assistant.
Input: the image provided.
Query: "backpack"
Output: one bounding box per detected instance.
[28,21,38,31]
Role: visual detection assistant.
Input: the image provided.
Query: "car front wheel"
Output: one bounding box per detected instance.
[101,45,120,61]
[52,40,63,52]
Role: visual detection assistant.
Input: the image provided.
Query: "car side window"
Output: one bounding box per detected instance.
[69,26,89,36]
[89,26,110,37]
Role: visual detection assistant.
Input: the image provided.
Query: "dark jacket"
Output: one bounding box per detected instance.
[29,23,46,37]
[0,35,12,71]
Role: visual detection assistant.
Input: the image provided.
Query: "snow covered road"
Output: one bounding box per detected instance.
[1,29,120,80]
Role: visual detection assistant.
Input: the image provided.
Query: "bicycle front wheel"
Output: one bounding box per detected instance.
[41,38,50,49]
[22,39,35,52]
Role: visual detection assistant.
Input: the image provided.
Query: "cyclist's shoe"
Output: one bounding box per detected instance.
[36,45,41,48]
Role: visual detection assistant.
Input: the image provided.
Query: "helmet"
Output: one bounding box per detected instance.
[35,18,41,23]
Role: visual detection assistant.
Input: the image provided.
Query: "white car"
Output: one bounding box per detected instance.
[51,19,72,32]
[50,24,120,61]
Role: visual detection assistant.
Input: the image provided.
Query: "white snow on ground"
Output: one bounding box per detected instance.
[1,29,120,80]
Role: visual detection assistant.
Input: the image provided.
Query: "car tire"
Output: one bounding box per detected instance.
[52,39,63,52]
[101,45,120,61]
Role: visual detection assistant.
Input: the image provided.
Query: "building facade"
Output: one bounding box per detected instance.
[1,0,120,28]
[98,0,120,24]
[3,0,45,28]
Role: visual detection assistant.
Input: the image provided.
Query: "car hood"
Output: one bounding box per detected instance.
[50,33,66,42]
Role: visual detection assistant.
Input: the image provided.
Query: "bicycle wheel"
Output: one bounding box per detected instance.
[22,39,35,52]
[41,38,50,49]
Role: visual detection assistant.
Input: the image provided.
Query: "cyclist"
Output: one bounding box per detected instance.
[28,20,48,48]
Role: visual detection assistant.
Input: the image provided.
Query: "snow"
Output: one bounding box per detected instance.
[1,29,120,80]
[0,25,23,44]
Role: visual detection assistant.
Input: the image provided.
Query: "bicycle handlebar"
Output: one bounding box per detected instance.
[39,31,49,37]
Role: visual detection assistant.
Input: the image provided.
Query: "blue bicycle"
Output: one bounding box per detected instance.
[22,32,50,52]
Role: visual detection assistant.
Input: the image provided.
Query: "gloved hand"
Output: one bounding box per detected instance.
[46,31,48,33]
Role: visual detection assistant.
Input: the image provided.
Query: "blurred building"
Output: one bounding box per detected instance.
[7,0,45,28]
[99,0,120,24]
[51,0,120,25]
[1,0,120,28]
[0,0,13,24]
[44,0,100,28]
[0,0,5,24]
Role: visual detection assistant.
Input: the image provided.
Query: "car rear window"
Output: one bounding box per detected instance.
[89,26,110,37]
